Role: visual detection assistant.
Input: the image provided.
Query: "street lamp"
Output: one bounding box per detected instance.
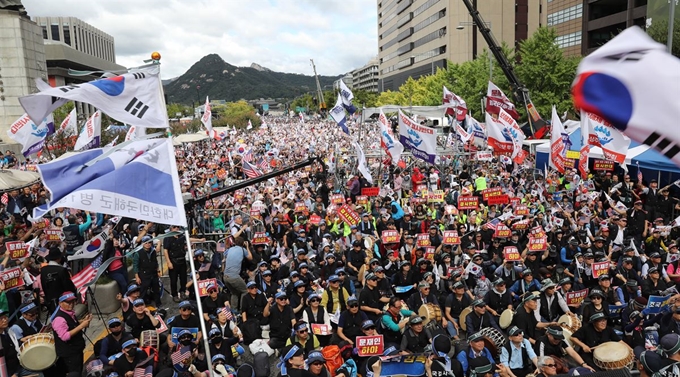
[457,21,493,81]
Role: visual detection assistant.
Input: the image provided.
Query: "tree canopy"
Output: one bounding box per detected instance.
[646,18,680,58]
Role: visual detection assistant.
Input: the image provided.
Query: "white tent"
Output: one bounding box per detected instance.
[173,132,209,144]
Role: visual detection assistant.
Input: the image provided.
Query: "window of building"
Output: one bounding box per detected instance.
[51,23,60,41]
[556,31,582,48]
[547,4,583,26]
[412,0,440,18]
[41,25,47,39]
[63,25,71,46]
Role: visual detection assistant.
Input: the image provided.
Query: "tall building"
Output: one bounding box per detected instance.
[377,0,546,92]
[33,16,124,123]
[581,0,647,55]
[352,57,380,93]
[546,0,584,56]
[0,8,47,145]
[333,73,353,91]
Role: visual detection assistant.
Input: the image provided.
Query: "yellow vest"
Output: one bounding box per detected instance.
[475,176,487,191]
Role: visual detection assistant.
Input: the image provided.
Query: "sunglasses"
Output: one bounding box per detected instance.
[309,299,320,303]
[180,307,191,311]
[348,304,359,308]
[277,297,287,301]
[591,296,602,300]
[364,327,376,331]
[298,329,308,334]
[543,364,556,368]
[311,362,325,366]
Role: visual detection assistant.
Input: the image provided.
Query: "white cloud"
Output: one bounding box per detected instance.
[22,0,378,79]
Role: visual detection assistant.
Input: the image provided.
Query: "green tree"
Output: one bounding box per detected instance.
[214,100,261,128]
[376,90,407,107]
[166,103,191,119]
[515,27,581,120]
[647,18,680,58]
[353,89,380,108]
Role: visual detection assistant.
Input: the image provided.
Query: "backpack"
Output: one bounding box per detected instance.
[322,344,348,377]
[253,351,270,377]
[240,319,262,345]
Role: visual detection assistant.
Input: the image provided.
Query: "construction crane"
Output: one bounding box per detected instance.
[460,0,548,139]
[310,59,327,115]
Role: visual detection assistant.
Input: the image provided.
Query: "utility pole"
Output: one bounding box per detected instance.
[668,0,677,53]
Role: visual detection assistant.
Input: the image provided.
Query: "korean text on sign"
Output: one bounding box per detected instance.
[0,267,25,290]
[356,335,384,357]
[565,289,589,306]
[197,278,217,297]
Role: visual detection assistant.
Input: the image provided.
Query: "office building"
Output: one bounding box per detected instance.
[546,0,584,56]
[352,57,380,93]
[333,73,353,91]
[377,0,546,91]
[581,0,647,55]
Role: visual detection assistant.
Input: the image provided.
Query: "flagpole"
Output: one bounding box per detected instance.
[183,229,214,370]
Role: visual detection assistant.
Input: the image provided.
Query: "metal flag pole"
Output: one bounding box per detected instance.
[184,228,214,371]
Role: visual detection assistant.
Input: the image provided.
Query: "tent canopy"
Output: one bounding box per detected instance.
[362,105,448,120]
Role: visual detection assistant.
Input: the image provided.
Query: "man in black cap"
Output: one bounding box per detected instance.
[484,278,513,320]
[560,239,581,266]
[500,326,538,376]
[400,315,431,354]
[613,254,642,287]
[40,247,77,313]
[512,292,557,345]
[455,331,495,376]
[642,266,669,296]
[509,269,541,302]
[571,312,625,368]
[535,325,594,372]
[596,274,622,306]
[635,346,678,377]
[359,273,388,322]
[335,295,367,346]
[465,299,501,337]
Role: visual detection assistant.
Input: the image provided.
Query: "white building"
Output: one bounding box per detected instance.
[352,57,379,93]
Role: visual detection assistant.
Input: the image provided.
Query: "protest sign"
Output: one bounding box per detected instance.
[503,246,521,261]
[44,229,64,241]
[197,278,218,297]
[251,232,270,245]
[356,335,384,357]
[592,261,610,278]
[331,194,344,205]
[382,230,400,244]
[311,324,331,336]
[362,187,380,197]
[309,214,322,226]
[416,233,430,247]
[528,237,548,252]
[443,230,460,245]
[593,160,615,171]
[565,289,589,306]
[646,295,674,314]
[5,241,28,260]
[458,196,479,210]
[356,196,369,205]
[494,224,512,238]
[338,204,360,226]
[0,267,24,290]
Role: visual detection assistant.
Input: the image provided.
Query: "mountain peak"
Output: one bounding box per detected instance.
[164,54,340,105]
[250,63,271,72]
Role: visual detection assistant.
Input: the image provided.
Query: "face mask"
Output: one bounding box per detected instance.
[111,330,122,336]
[180,338,193,346]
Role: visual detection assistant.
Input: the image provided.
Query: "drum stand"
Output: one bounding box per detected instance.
[85,286,109,336]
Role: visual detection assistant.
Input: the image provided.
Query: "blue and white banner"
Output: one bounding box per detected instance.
[339,80,356,114]
[398,110,437,164]
[378,110,403,164]
[330,95,349,135]
[645,294,673,314]
[74,110,101,151]
[20,65,168,129]
[6,113,55,157]
[34,138,187,226]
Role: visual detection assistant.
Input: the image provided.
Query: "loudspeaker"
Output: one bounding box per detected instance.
[555,369,634,377]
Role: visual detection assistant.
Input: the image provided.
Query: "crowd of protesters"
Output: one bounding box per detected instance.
[0,115,678,377]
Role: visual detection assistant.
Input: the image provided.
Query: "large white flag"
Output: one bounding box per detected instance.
[456,116,473,143]
[74,110,101,151]
[485,112,514,156]
[443,86,467,121]
[6,113,55,157]
[398,110,438,164]
[486,81,519,119]
[573,26,680,166]
[378,110,404,164]
[330,95,349,135]
[495,108,525,158]
[352,140,372,184]
[201,96,213,136]
[33,139,187,226]
[549,106,568,173]
[339,80,357,114]
[19,66,167,129]
[582,111,631,164]
[59,108,78,135]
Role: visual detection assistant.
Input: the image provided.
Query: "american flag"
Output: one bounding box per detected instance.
[637,161,643,184]
[218,307,233,321]
[242,161,263,179]
[484,218,501,231]
[0,193,8,205]
[133,365,153,377]
[256,158,268,171]
[171,346,192,365]
[242,149,254,162]
[73,253,104,298]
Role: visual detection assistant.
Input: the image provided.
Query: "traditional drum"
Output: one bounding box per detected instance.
[19,333,56,371]
[558,314,581,333]
[562,328,574,348]
[593,342,634,370]
[479,327,506,357]
[418,303,442,326]
[499,309,514,329]
[459,307,472,332]
[140,330,159,348]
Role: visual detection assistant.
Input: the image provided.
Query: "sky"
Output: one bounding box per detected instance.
[22,0,378,79]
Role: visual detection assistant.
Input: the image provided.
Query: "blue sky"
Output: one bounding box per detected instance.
[22,0,378,79]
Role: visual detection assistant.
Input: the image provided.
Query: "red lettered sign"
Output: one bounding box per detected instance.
[482,187,502,201]
[251,232,270,245]
[381,230,400,244]
[510,197,521,206]
[356,335,384,357]
[331,194,345,205]
[495,224,512,238]
[356,195,369,205]
[515,205,529,216]
[593,159,615,171]
[197,278,217,297]
[458,196,479,210]
[5,241,28,260]
[309,214,322,226]
[44,228,63,241]
[338,204,360,226]
[311,324,331,336]
[424,247,435,261]
[528,236,548,252]
[295,202,307,213]
[566,289,589,306]
[443,230,461,245]
[592,261,610,278]
[503,246,521,261]
[416,233,430,247]
[487,194,509,205]
[0,267,24,290]
[512,220,530,230]
[362,187,380,197]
